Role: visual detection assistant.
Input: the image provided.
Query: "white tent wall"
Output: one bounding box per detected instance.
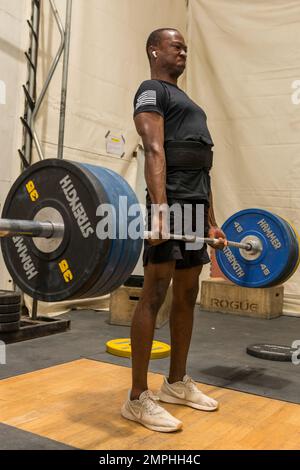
[35,0,187,168]
[187,0,300,315]
[0,0,28,290]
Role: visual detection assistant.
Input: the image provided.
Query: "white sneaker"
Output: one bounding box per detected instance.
[121,390,182,433]
[158,375,218,411]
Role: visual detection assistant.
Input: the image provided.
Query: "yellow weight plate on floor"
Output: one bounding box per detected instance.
[106,338,170,359]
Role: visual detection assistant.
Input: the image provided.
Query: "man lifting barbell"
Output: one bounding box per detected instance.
[0,28,297,435]
[121,28,226,433]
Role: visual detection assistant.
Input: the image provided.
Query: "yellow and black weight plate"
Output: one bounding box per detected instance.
[106,338,170,359]
[1,159,142,302]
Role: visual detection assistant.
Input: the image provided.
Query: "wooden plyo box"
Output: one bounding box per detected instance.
[200,279,283,319]
[109,285,172,328]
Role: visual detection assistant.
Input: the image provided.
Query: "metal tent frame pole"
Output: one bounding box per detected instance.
[17,1,73,318]
[58,0,73,159]
[19,0,41,168]
[31,0,65,161]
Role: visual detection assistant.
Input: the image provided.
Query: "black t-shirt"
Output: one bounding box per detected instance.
[134,79,213,145]
[133,79,213,203]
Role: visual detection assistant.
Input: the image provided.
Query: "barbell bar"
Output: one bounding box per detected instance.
[144,231,258,252]
[0,219,65,239]
[0,218,257,253]
[0,158,298,301]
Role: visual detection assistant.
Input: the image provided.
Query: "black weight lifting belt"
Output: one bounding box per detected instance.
[164,141,213,170]
[162,141,213,203]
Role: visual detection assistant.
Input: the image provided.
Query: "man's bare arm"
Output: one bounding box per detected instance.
[208,189,218,228]
[134,112,167,205]
[208,188,227,249]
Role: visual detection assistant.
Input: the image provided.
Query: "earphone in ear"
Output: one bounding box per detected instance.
[152,51,157,58]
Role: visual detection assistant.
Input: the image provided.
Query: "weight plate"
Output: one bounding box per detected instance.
[267,217,299,286]
[0,290,21,305]
[80,164,143,297]
[0,312,20,323]
[279,218,300,283]
[287,220,300,279]
[247,343,298,362]
[216,209,293,288]
[99,167,143,294]
[106,338,170,359]
[0,320,20,332]
[1,159,111,302]
[81,165,133,297]
[0,303,21,314]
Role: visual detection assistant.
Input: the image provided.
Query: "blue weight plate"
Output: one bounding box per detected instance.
[83,165,142,296]
[267,217,299,287]
[80,164,128,297]
[216,209,294,288]
[102,168,143,293]
[266,217,295,287]
[81,164,142,297]
[284,220,300,280]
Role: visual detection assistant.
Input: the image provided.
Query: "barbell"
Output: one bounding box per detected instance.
[0,159,299,301]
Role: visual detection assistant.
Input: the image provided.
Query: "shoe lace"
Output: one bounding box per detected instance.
[140,391,161,414]
[184,375,200,393]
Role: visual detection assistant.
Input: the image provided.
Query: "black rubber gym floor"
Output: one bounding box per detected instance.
[0,423,77,450]
[1,309,299,404]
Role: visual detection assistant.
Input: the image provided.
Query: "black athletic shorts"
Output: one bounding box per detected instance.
[143,198,211,269]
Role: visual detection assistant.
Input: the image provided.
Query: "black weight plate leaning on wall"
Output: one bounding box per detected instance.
[0,290,21,305]
[0,303,21,314]
[0,312,21,323]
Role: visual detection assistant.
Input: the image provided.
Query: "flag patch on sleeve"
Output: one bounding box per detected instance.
[135,90,157,109]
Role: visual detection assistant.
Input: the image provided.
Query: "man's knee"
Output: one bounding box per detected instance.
[141,281,169,314]
[174,285,199,308]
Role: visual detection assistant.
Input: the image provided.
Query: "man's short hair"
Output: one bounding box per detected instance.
[146,28,179,61]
